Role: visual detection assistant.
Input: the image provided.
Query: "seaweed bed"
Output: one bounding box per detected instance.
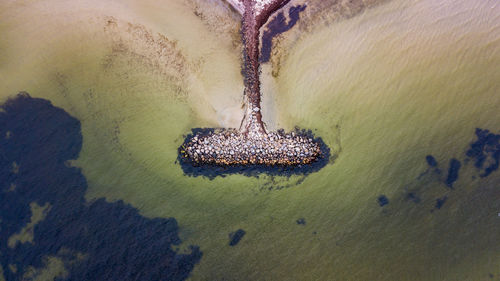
[0,93,202,281]
[377,127,499,211]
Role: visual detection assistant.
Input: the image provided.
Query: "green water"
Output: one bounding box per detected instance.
[1,0,499,280]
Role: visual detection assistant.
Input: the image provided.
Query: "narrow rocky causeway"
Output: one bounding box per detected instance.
[181,129,321,166]
[180,0,328,171]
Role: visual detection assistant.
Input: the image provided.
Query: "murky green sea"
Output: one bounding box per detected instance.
[1,0,499,280]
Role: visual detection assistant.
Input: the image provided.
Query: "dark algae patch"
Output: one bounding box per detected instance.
[434,196,448,210]
[400,128,499,214]
[229,229,246,246]
[296,218,306,225]
[425,155,438,167]
[0,93,201,281]
[445,158,461,188]
[260,4,307,63]
[466,128,500,177]
[406,192,421,204]
[377,195,389,207]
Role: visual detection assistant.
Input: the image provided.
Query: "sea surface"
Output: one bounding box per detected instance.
[0,0,499,280]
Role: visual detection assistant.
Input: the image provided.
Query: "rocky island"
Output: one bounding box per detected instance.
[179,0,328,169]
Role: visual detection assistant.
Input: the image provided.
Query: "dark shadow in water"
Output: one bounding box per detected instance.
[228,229,246,247]
[466,128,500,178]
[425,155,438,167]
[398,128,499,212]
[0,93,201,281]
[434,196,447,210]
[377,195,389,207]
[177,128,331,179]
[445,158,461,188]
[296,218,306,225]
[260,4,307,63]
[405,192,421,204]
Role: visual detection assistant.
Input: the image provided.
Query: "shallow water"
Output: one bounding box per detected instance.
[1,0,499,280]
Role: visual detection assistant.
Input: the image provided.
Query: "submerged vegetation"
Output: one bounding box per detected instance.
[0,93,202,281]
[0,0,498,280]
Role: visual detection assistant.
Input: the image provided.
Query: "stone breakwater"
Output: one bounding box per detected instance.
[239,0,291,135]
[179,0,329,170]
[180,129,322,166]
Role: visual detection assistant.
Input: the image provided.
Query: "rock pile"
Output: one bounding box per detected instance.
[180,129,322,166]
[179,0,328,170]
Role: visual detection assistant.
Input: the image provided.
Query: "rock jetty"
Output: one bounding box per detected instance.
[180,129,322,166]
[180,0,327,168]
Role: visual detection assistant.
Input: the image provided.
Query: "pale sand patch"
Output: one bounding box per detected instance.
[22,256,68,281]
[261,0,391,79]
[8,202,52,248]
[20,248,87,280]
[0,265,5,281]
[7,265,16,274]
[256,0,390,132]
[259,63,279,130]
[0,0,245,129]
